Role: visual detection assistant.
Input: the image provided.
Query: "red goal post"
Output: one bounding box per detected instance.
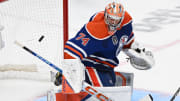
[63,0,69,54]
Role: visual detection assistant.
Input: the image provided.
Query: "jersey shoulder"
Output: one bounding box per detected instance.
[89,11,104,22]
[121,11,133,27]
[85,11,133,40]
[86,11,111,40]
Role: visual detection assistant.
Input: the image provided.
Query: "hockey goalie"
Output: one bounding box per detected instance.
[53,2,155,101]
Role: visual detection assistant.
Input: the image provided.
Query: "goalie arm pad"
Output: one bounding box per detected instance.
[123,41,155,70]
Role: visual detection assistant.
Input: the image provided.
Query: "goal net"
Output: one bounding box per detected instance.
[0,0,64,81]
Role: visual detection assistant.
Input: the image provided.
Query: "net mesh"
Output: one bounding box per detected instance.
[0,0,63,81]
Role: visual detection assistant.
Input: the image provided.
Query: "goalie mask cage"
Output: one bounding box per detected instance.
[0,0,67,81]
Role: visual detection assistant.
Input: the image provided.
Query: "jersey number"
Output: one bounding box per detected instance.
[76,33,90,46]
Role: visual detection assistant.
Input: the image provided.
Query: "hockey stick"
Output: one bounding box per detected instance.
[139,94,153,101]
[14,41,112,101]
[170,87,180,101]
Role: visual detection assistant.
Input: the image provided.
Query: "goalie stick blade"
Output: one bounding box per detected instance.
[139,94,153,101]
[170,87,180,101]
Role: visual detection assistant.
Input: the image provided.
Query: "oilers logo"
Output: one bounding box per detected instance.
[112,35,118,45]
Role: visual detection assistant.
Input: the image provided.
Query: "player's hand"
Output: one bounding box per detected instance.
[54,72,63,86]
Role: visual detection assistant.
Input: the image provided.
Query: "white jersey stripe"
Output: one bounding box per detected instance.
[83,58,109,67]
[64,50,79,59]
[93,69,103,86]
[67,41,87,57]
[85,69,94,86]
[86,68,103,87]
[90,55,118,65]
[122,20,132,27]
[125,35,134,45]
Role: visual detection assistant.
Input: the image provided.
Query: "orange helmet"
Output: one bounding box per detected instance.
[104,2,125,31]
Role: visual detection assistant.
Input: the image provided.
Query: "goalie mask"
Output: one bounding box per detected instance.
[104,2,125,32]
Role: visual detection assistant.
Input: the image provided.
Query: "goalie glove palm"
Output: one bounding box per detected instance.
[123,41,155,70]
[125,48,155,70]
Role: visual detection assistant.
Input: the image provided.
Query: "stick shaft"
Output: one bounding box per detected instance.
[14,41,62,72]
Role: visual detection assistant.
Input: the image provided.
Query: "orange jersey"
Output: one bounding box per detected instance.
[86,11,133,40]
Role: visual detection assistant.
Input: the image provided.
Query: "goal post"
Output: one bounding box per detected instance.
[63,0,69,56]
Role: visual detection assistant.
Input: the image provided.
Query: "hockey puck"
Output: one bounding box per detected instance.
[38,35,44,42]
